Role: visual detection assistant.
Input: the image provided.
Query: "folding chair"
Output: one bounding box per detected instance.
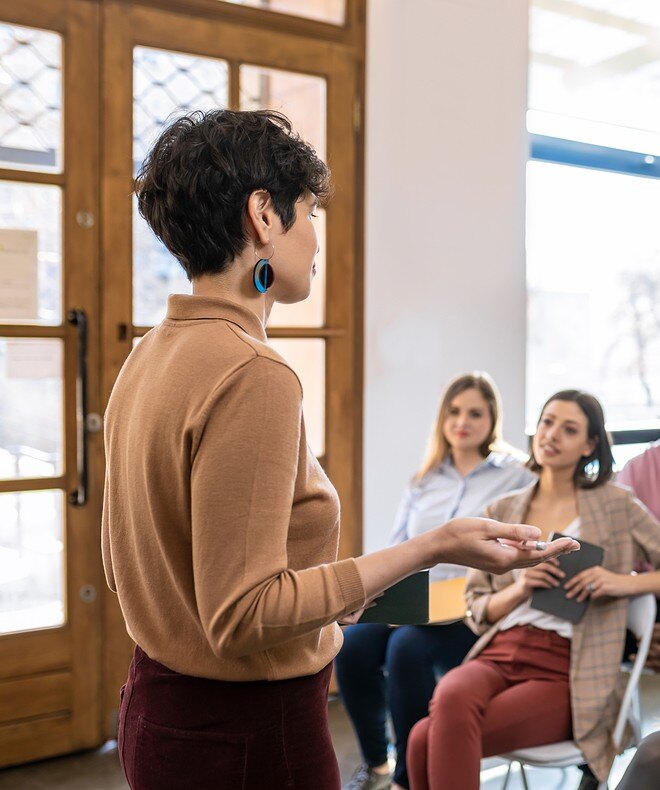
[499,593,657,790]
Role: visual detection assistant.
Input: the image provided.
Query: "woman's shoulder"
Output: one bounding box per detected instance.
[487,449,528,468]
[484,482,535,517]
[581,480,652,522]
[230,338,303,397]
[487,451,537,485]
[584,480,635,506]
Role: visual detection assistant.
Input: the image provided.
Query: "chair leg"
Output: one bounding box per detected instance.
[501,761,513,790]
[519,763,531,790]
[631,687,643,744]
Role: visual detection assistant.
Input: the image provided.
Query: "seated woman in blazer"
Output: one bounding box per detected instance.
[407,389,660,790]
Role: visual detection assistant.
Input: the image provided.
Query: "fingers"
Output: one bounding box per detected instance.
[526,568,564,587]
[543,563,566,580]
[519,537,580,564]
[487,521,541,544]
[565,570,601,601]
[524,574,558,589]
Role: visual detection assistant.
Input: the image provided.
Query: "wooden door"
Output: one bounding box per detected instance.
[100,0,365,722]
[0,0,103,767]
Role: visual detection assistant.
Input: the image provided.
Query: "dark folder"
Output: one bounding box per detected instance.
[358,570,430,625]
[530,532,604,624]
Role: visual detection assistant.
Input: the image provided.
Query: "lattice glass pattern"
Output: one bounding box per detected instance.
[0,23,62,172]
[133,47,229,326]
[133,47,229,170]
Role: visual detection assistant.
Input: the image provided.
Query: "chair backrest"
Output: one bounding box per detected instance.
[612,593,657,750]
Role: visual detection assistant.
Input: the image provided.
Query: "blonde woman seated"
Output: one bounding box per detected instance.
[337,373,536,790]
[407,390,660,790]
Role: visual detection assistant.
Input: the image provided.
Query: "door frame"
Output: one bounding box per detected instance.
[0,0,103,767]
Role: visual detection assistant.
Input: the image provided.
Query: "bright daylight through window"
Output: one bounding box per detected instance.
[527,0,660,465]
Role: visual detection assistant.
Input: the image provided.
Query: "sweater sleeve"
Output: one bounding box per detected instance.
[190,356,365,660]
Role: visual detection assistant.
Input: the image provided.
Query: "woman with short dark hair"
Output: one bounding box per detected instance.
[102,109,576,790]
[407,390,660,790]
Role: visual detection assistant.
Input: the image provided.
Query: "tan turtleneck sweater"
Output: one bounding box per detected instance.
[101,294,366,681]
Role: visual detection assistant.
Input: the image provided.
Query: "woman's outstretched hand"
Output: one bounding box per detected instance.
[424,517,579,575]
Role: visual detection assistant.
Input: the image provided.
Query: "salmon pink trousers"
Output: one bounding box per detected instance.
[407,626,573,790]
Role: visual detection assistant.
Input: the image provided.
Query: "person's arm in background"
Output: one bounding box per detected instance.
[615,458,636,489]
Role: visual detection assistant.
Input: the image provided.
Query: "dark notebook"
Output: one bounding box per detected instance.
[530,532,604,624]
[358,570,430,625]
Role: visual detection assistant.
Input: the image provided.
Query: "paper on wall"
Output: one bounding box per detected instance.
[5,338,62,380]
[0,229,39,321]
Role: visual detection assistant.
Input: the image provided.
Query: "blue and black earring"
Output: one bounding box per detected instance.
[253,243,275,293]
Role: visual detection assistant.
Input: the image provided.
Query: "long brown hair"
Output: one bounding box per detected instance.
[527,389,614,489]
[415,372,504,481]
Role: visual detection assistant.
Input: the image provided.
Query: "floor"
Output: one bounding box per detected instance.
[1,674,659,790]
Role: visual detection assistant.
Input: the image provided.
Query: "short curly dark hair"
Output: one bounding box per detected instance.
[135,109,331,280]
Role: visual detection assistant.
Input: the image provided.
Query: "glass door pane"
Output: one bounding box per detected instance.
[240,64,327,328]
[0,23,62,172]
[132,47,229,326]
[269,338,325,455]
[0,338,64,479]
[0,489,65,634]
[0,181,62,325]
[224,0,346,26]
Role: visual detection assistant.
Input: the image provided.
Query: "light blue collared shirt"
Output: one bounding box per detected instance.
[389,452,537,582]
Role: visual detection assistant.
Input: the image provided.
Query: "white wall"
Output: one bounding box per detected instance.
[363,0,529,552]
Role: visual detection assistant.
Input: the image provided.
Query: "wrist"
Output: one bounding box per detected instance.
[511,578,529,601]
[413,530,441,570]
[621,572,639,597]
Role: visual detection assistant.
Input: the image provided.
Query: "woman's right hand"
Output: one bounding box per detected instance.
[513,558,566,596]
[419,518,579,576]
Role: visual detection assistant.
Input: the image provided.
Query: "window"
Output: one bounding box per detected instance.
[527,0,660,465]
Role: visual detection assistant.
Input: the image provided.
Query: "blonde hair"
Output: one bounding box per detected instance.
[415,372,504,481]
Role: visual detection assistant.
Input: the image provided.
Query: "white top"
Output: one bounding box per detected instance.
[499,518,581,640]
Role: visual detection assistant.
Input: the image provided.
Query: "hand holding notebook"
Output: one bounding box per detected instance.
[530,532,604,624]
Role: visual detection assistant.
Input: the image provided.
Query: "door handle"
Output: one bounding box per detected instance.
[67,308,88,507]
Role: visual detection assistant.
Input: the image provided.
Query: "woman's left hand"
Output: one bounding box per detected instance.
[338,608,366,625]
[338,594,382,625]
[564,567,634,602]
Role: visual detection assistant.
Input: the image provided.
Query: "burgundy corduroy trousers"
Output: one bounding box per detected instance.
[118,646,340,790]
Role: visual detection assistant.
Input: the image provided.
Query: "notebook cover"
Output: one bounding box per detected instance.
[530,532,604,624]
[358,570,430,625]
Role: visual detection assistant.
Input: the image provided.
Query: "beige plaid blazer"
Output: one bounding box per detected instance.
[463,481,660,781]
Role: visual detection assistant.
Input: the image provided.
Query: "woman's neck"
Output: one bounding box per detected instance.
[192,258,273,328]
[451,448,486,478]
[537,466,576,500]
